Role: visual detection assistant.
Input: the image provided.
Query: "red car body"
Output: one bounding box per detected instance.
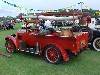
[5,28,89,64]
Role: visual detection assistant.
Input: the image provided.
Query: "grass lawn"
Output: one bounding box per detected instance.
[0,23,100,75]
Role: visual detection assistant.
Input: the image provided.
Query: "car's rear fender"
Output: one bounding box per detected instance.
[57,45,69,62]
[43,43,69,62]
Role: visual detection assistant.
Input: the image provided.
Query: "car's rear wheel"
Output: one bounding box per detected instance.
[44,45,62,64]
[92,37,100,51]
[5,40,16,53]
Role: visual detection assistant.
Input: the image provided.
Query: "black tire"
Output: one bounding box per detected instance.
[5,40,16,53]
[92,37,100,51]
[44,45,62,64]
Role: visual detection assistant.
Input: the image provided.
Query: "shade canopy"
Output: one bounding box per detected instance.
[22,15,78,21]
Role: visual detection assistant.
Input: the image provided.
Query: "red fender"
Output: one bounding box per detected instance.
[44,43,69,62]
[5,35,17,48]
[54,44,69,62]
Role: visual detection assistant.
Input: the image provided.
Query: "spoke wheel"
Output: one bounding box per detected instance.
[5,40,16,53]
[93,38,100,51]
[44,45,62,64]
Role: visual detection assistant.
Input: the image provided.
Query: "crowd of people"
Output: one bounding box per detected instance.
[0,19,15,30]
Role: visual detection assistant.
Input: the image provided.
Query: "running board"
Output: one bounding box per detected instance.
[17,48,39,54]
[21,50,24,51]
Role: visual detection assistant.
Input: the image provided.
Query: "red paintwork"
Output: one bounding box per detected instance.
[5,40,15,53]
[5,29,89,62]
[47,48,59,62]
[5,35,17,47]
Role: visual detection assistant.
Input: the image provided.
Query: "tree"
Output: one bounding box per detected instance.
[16,13,26,19]
[58,9,66,12]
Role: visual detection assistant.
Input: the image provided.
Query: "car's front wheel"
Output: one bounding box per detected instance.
[92,37,100,51]
[5,40,16,53]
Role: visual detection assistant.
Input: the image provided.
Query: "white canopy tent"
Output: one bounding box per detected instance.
[22,15,78,21]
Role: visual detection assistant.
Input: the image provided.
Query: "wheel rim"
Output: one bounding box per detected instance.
[46,48,59,63]
[95,39,100,49]
[6,41,14,53]
[93,38,100,51]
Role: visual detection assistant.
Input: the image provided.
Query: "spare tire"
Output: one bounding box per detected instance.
[79,27,93,41]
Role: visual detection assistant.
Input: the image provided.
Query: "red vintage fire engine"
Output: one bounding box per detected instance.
[5,15,89,64]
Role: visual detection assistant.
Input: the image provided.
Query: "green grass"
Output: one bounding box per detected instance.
[0,24,100,75]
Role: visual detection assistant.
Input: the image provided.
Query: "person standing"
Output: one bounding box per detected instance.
[44,20,52,29]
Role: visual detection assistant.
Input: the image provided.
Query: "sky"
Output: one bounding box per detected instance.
[0,0,99,17]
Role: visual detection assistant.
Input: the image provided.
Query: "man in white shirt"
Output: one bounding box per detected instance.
[44,20,52,29]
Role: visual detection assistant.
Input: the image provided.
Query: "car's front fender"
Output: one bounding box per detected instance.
[5,35,17,48]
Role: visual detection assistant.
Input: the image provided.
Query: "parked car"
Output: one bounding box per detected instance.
[5,16,89,64]
[5,28,89,64]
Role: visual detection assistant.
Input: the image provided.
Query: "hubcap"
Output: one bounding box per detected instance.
[6,41,14,53]
[46,48,59,63]
[95,39,100,49]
